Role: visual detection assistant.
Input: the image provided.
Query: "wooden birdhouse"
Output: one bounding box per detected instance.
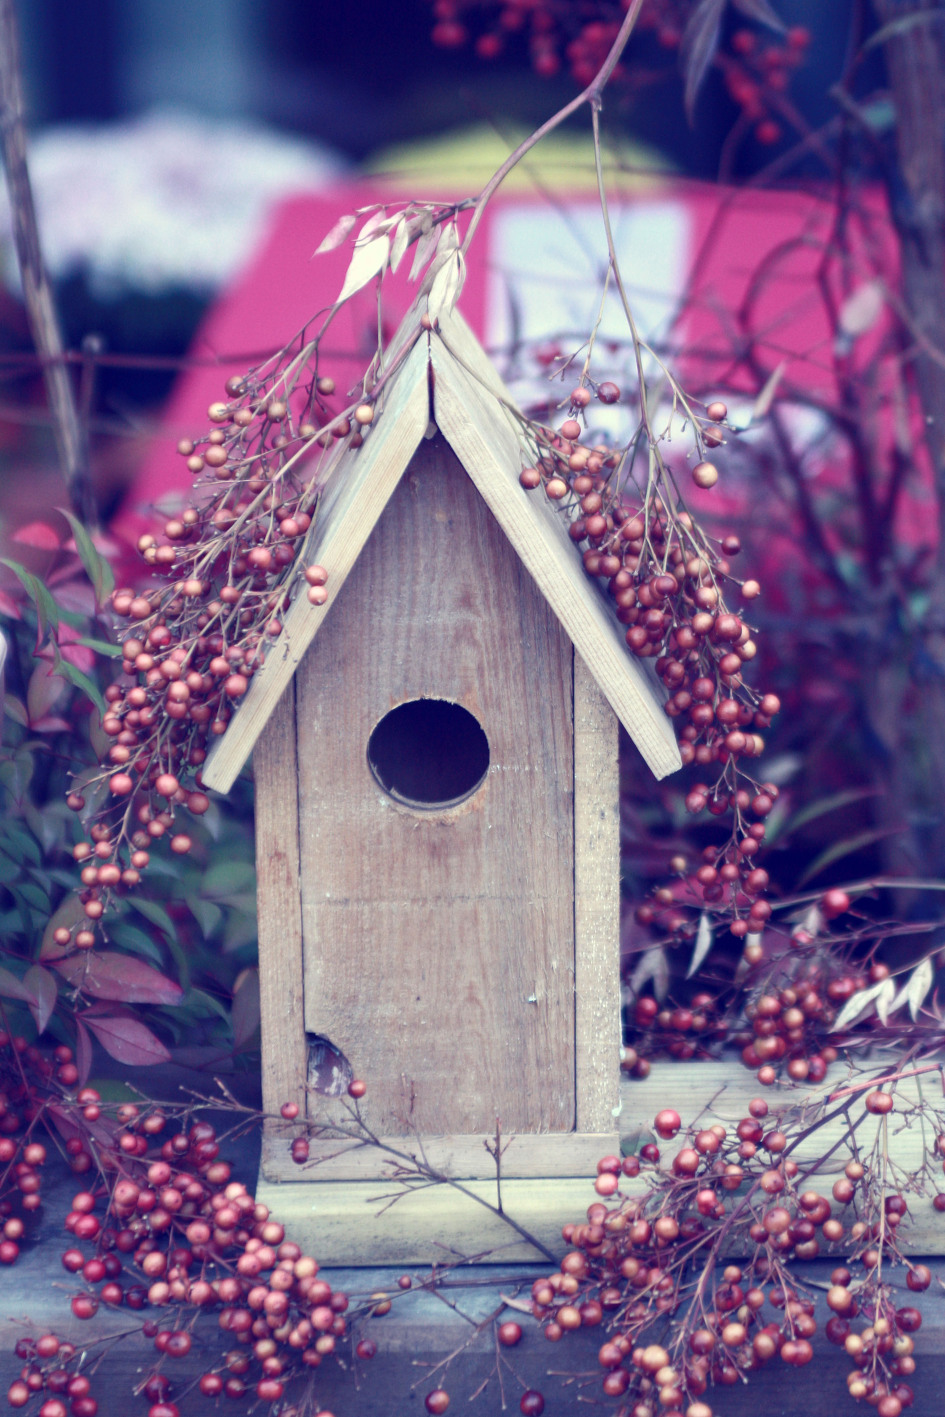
[202,307,681,1262]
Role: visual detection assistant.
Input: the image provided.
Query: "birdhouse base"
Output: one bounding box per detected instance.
[254,1169,602,1265]
[254,1063,945,1264]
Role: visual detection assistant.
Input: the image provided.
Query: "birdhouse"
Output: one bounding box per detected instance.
[202,307,681,1262]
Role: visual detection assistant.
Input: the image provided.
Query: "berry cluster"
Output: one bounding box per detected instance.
[518,383,780,939]
[429,0,810,120]
[4,1087,365,1417]
[0,1034,67,1268]
[721,26,811,147]
[624,906,901,1085]
[60,348,363,952]
[525,1102,927,1415]
[430,0,679,81]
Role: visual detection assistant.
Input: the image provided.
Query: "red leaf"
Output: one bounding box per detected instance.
[27,664,68,726]
[0,965,32,1001]
[12,521,61,550]
[75,1018,93,1086]
[23,965,58,1035]
[0,589,22,619]
[81,1013,170,1066]
[47,1096,116,1152]
[53,952,184,1005]
[29,715,72,734]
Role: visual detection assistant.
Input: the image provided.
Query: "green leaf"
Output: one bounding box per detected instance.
[163,930,191,993]
[16,880,52,913]
[189,898,223,937]
[74,636,121,658]
[783,787,878,837]
[201,860,256,898]
[3,696,28,728]
[130,897,177,938]
[0,855,21,884]
[58,509,115,604]
[107,920,164,964]
[49,643,106,716]
[798,827,898,887]
[0,558,59,643]
[0,822,41,865]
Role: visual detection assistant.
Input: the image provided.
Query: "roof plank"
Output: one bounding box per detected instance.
[201,333,431,792]
[430,324,681,780]
[203,308,681,791]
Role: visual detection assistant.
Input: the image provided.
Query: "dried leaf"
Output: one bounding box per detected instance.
[409,221,443,282]
[81,1012,171,1066]
[731,0,787,32]
[335,233,390,305]
[687,913,714,979]
[313,212,357,256]
[830,978,890,1033]
[750,359,786,424]
[628,946,670,1003]
[838,281,885,338]
[52,952,183,1005]
[23,965,57,1035]
[874,975,897,1027]
[389,215,410,274]
[906,957,934,1020]
[427,249,467,325]
[864,9,945,51]
[681,0,726,121]
[390,213,426,274]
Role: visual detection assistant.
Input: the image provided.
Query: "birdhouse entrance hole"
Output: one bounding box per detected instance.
[366,698,490,810]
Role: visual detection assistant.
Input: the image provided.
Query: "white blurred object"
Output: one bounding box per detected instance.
[0,108,344,299]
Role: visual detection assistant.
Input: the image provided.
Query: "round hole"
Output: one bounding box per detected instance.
[367,699,490,810]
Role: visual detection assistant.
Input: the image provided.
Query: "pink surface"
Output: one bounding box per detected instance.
[115,179,928,578]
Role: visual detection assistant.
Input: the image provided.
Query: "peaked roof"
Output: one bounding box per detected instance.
[202,305,681,793]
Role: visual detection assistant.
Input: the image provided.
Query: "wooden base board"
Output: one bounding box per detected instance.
[255,1172,595,1264]
[261,1129,621,1183]
[259,1059,945,1261]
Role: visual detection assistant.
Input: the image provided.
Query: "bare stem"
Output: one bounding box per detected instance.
[0,0,96,528]
[460,0,648,257]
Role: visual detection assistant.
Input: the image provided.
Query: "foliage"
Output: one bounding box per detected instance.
[0,534,259,1080]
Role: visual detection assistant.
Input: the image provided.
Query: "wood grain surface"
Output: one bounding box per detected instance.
[296,434,576,1139]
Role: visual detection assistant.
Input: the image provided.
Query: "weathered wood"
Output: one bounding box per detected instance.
[430,318,681,781]
[255,1173,596,1265]
[259,1063,945,1258]
[261,1130,618,1183]
[254,682,307,1124]
[573,652,621,1136]
[202,333,431,793]
[296,434,576,1143]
